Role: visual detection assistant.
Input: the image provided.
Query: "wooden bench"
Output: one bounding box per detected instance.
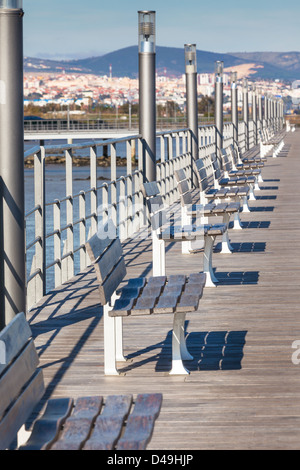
[0,312,162,450]
[174,167,240,254]
[86,222,207,375]
[258,128,285,158]
[234,143,267,169]
[226,144,264,179]
[141,181,226,287]
[221,147,261,192]
[194,155,251,217]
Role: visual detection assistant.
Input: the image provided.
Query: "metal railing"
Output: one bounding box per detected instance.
[25,118,280,309]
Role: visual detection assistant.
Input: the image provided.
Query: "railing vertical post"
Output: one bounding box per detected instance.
[184,44,198,187]
[0,1,26,327]
[243,78,249,151]
[138,10,156,183]
[230,71,238,152]
[214,61,224,165]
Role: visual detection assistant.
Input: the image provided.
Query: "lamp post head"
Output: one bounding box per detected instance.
[215,61,224,83]
[230,71,237,88]
[0,0,22,8]
[138,10,155,53]
[184,44,197,74]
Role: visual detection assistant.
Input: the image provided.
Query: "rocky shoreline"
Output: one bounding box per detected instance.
[24,154,137,168]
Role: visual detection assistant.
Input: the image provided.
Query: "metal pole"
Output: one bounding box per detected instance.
[258,89,263,131]
[243,78,249,150]
[185,44,198,186]
[214,61,224,164]
[252,85,257,145]
[230,71,238,151]
[0,0,26,328]
[138,10,156,183]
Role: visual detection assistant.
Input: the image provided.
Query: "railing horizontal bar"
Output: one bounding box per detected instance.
[26,236,41,251]
[25,204,41,218]
[45,259,61,270]
[27,268,42,283]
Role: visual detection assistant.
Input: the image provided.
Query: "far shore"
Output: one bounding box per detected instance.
[24,155,137,168]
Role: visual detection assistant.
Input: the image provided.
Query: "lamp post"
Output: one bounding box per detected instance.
[257,88,263,131]
[138,10,156,183]
[243,78,249,150]
[185,44,198,186]
[0,0,26,328]
[230,71,238,151]
[252,84,257,145]
[214,61,223,164]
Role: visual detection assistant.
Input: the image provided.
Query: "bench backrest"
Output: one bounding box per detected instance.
[141,182,166,231]
[0,312,45,450]
[86,221,127,305]
[209,152,224,182]
[220,148,234,173]
[174,169,193,206]
[194,158,212,192]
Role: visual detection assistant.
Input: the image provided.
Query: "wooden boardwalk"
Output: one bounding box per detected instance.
[28,130,300,450]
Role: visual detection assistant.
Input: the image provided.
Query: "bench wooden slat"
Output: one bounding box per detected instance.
[0,369,44,450]
[98,257,127,305]
[50,396,103,450]
[83,395,133,450]
[141,181,160,197]
[0,312,32,377]
[85,222,117,263]
[131,296,156,315]
[0,340,39,420]
[116,393,162,450]
[93,238,123,283]
[19,398,74,450]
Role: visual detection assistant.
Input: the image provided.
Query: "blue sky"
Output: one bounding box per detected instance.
[23,0,300,59]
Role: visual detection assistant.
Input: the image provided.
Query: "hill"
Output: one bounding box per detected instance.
[24,46,300,81]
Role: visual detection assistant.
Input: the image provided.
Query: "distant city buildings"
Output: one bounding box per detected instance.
[23,71,295,114]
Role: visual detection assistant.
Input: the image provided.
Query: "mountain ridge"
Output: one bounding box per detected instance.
[24,46,300,81]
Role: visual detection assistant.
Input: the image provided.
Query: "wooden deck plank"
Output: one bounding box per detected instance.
[28,131,300,450]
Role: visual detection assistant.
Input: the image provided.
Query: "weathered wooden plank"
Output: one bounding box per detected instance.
[0,370,45,450]
[50,396,103,450]
[93,238,123,283]
[0,312,32,377]
[19,398,73,450]
[83,395,133,450]
[0,340,39,419]
[116,394,162,450]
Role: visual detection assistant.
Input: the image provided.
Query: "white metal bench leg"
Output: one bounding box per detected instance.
[254,177,260,191]
[170,312,192,375]
[181,207,192,254]
[249,184,256,201]
[233,210,243,230]
[103,303,119,376]
[220,213,233,253]
[203,235,218,287]
[152,230,165,276]
[258,173,263,183]
[242,196,250,213]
